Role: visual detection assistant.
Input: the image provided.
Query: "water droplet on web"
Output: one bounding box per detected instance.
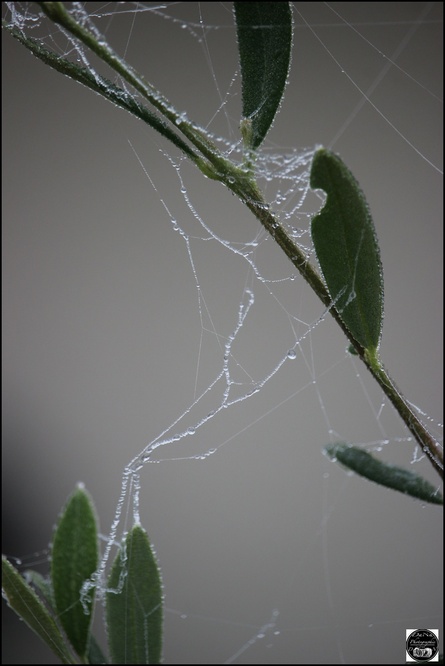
[187,426,196,435]
[287,349,297,360]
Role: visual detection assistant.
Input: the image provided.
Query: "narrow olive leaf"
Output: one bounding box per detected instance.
[106,525,163,665]
[310,149,384,353]
[21,568,108,662]
[3,25,200,164]
[325,443,443,505]
[2,556,76,664]
[51,484,99,659]
[234,2,292,150]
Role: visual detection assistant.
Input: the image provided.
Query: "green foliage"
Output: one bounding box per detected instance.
[234,2,292,150]
[325,444,443,505]
[2,556,76,664]
[310,149,384,354]
[2,487,163,664]
[106,526,163,665]
[1,2,442,664]
[51,485,98,658]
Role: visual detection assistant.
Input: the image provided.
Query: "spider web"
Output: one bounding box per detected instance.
[2,2,443,664]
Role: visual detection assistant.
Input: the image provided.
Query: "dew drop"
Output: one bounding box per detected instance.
[287,349,297,360]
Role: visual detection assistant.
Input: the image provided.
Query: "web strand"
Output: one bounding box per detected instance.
[3,3,442,664]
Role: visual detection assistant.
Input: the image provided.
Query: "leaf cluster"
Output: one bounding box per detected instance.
[2,486,163,664]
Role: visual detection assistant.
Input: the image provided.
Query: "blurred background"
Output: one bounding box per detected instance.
[2,3,443,663]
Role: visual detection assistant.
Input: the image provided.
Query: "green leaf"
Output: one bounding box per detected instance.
[325,443,443,505]
[106,525,163,665]
[24,569,108,664]
[25,568,109,664]
[234,2,292,150]
[51,484,99,658]
[2,556,75,664]
[310,149,384,352]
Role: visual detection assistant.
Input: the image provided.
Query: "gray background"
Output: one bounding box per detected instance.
[2,3,443,664]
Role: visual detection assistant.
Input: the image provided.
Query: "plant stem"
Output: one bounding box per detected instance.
[36,2,229,172]
[5,5,442,480]
[238,191,443,479]
[365,355,443,478]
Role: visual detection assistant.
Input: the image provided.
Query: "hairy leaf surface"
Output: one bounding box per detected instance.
[51,485,98,658]
[325,444,443,505]
[311,149,383,352]
[106,526,163,664]
[234,2,292,150]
